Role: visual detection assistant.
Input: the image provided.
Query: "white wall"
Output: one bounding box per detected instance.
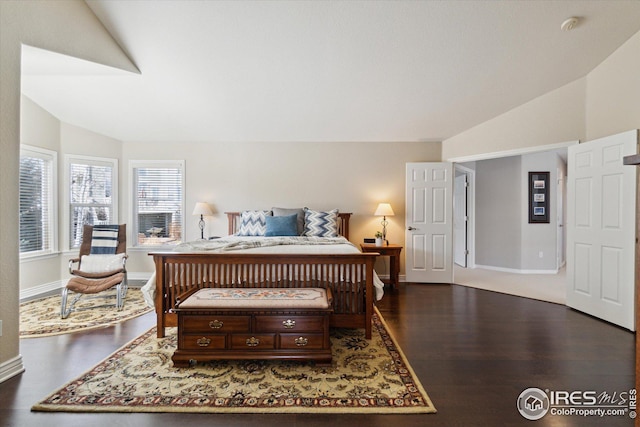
[475,156,522,269]
[122,140,441,276]
[442,30,640,160]
[19,96,62,293]
[520,151,563,272]
[0,0,137,380]
[586,31,640,140]
[18,97,124,293]
[442,79,586,160]
[473,151,564,273]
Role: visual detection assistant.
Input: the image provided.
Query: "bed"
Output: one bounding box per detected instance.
[145,209,384,339]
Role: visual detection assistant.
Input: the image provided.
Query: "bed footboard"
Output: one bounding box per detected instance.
[150,252,377,339]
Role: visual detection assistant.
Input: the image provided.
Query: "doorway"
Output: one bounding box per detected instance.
[450,142,573,304]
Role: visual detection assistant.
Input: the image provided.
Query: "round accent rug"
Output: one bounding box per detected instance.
[20,288,153,338]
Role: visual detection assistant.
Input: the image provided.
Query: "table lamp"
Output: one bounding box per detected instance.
[192,202,213,239]
[374,203,394,245]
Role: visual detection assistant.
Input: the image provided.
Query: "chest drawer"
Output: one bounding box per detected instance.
[180,334,226,350]
[279,333,325,349]
[182,315,250,332]
[230,334,275,349]
[255,315,325,332]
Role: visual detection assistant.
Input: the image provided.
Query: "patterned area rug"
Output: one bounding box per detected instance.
[32,308,436,414]
[20,288,153,338]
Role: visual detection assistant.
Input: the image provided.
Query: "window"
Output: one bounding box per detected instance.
[19,145,57,256]
[131,161,184,247]
[67,155,118,249]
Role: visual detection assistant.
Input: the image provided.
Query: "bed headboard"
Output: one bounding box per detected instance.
[225,211,352,240]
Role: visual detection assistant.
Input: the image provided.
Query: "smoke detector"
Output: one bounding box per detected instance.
[561,17,579,31]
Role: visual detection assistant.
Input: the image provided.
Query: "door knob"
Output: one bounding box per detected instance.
[408,226,417,231]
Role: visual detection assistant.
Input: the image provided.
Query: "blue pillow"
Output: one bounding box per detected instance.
[265,214,298,236]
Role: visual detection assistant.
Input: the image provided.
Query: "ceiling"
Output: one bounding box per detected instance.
[20,0,640,144]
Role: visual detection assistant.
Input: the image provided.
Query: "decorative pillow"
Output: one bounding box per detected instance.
[303,208,339,237]
[237,210,272,236]
[265,214,298,237]
[90,224,119,254]
[272,207,305,235]
[80,253,126,273]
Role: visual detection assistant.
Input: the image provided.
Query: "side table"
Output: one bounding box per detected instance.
[360,243,403,289]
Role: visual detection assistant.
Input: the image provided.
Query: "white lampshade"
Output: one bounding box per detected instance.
[374,203,395,217]
[192,202,213,216]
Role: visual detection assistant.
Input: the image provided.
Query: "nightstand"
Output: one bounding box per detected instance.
[360,243,403,289]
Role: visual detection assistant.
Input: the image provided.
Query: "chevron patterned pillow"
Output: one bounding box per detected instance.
[303,208,339,237]
[237,210,272,236]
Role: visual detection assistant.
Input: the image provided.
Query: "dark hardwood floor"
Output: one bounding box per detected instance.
[1,283,634,427]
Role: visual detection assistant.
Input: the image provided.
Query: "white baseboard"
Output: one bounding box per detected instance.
[128,272,153,282]
[474,264,559,275]
[0,354,25,384]
[375,273,408,283]
[20,280,63,300]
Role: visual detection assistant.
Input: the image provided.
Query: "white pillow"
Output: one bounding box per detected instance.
[80,253,126,273]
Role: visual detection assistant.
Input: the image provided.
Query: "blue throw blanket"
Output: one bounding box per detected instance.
[90,225,120,254]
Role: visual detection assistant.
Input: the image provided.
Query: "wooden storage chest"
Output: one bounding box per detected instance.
[172,287,333,367]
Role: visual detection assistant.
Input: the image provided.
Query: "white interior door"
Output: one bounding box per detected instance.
[405,162,453,283]
[566,130,638,331]
[454,173,468,267]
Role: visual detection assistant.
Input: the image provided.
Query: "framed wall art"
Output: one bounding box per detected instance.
[528,171,549,223]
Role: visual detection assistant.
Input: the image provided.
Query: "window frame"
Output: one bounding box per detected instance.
[129,160,185,249]
[19,144,58,259]
[64,154,119,251]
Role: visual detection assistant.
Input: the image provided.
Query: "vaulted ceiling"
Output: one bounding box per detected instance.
[20,0,640,144]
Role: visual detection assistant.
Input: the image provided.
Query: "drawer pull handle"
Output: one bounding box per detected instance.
[294,337,308,347]
[246,337,260,347]
[197,337,211,347]
[209,320,223,329]
[282,319,296,329]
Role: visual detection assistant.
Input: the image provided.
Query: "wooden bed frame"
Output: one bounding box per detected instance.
[151,211,378,339]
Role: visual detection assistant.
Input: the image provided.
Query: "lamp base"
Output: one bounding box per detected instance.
[198,215,205,240]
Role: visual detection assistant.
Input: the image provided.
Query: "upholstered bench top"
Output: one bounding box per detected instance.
[178,288,330,310]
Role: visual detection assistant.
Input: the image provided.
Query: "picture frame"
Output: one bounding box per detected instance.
[528,171,550,223]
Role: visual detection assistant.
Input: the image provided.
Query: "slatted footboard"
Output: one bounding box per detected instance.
[150,252,378,339]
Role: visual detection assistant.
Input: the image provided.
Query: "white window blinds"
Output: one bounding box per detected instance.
[67,156,117,249]
[131,161,184,247]
[19,146,56,256]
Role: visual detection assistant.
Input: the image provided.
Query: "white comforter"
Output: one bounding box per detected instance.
[141,236,385,307]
